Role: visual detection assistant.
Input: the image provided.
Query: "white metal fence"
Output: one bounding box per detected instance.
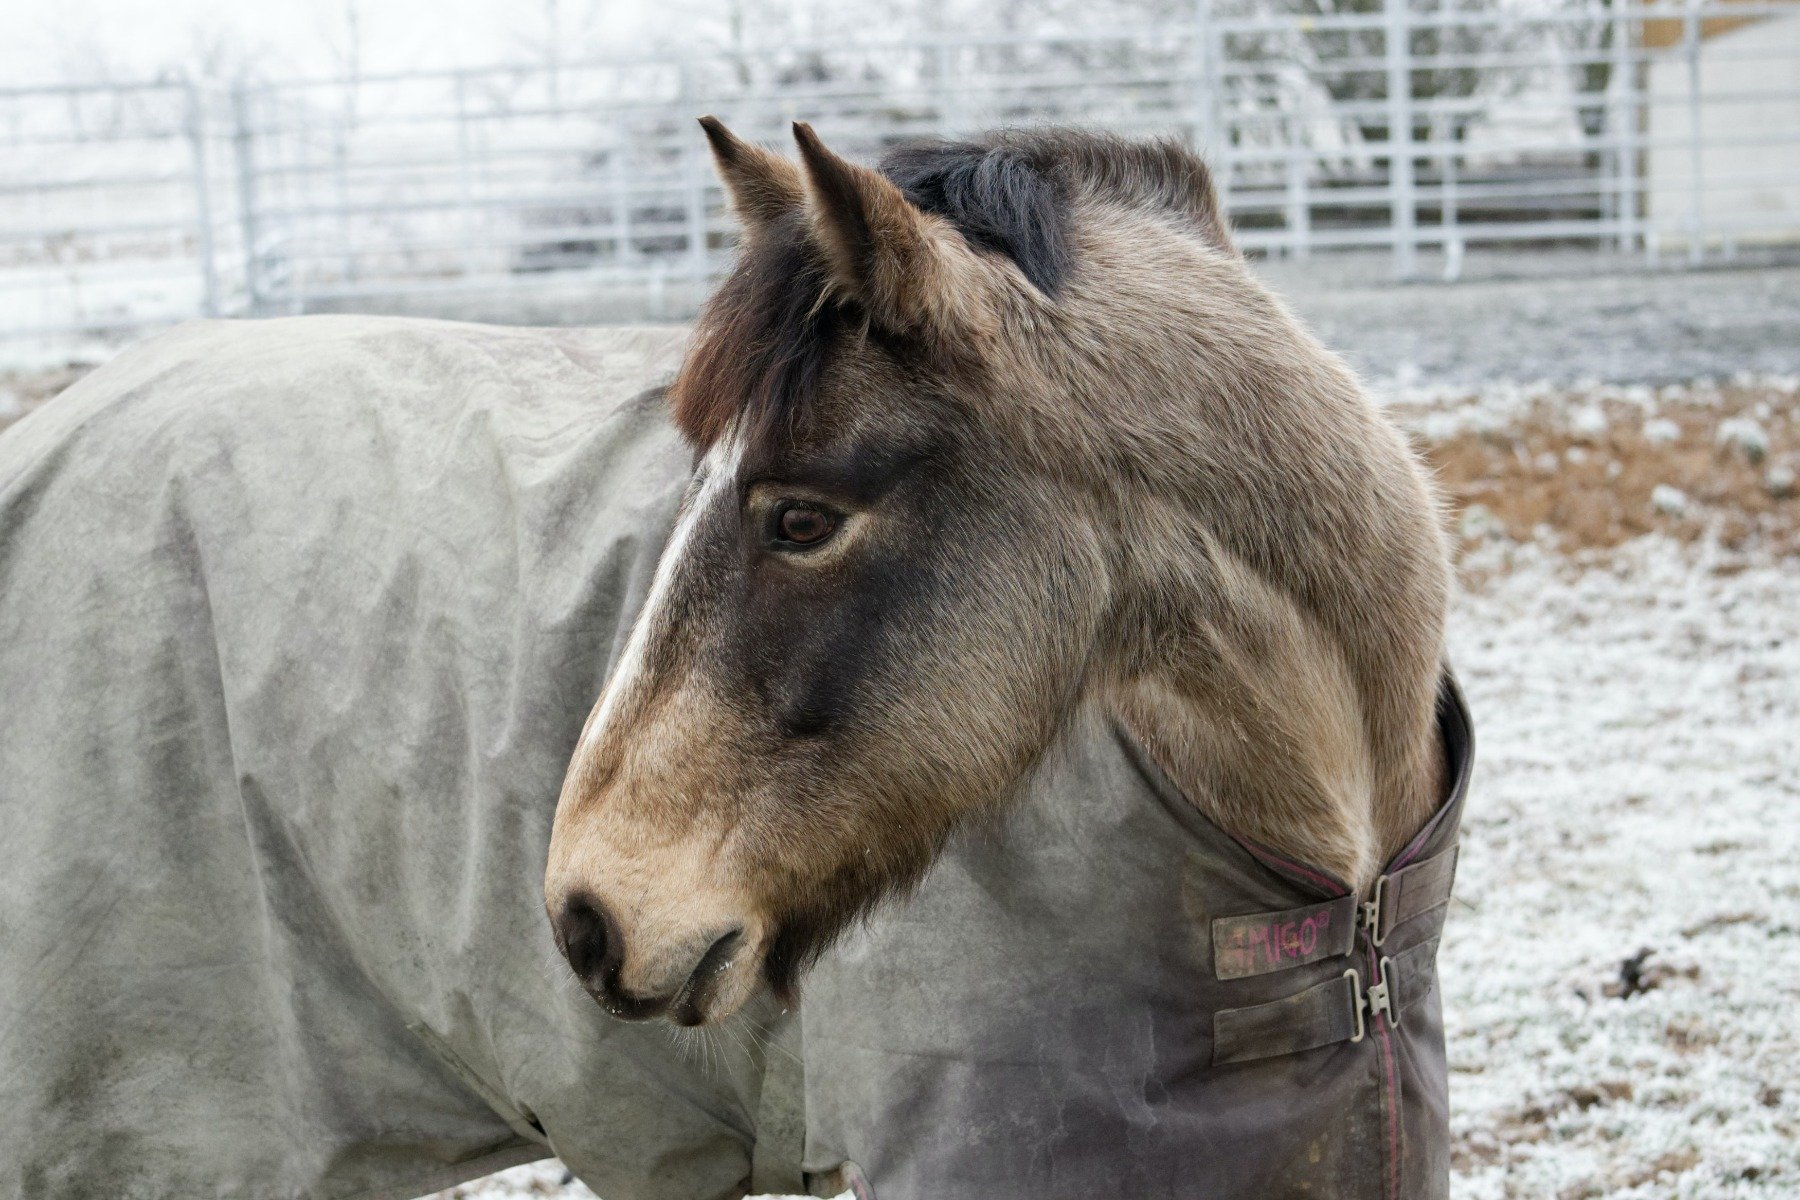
[4,0,1798,347]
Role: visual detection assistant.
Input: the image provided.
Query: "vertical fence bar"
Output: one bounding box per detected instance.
[1386,0,1417,278]
[1442,148,1462,281]
[231,84,263,316]
[612,149,633,266]
[1609,0,1637,255]
[1187,3,1213,155]
[686,144,708,282]
[681,63,709,285]
[183,79,221,317]
[1683,0,1704,264]
[334,132,355,284]
[935,40,961,136]
[454,72,480,278]
[1205,0,1231,219]
[1285,133,1311,259]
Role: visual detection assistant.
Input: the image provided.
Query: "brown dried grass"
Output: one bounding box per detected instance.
[1423,383,1800,561]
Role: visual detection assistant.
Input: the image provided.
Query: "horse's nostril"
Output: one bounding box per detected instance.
[669,927,744,1026]
[556,892,619,986]
[693,927,744,983]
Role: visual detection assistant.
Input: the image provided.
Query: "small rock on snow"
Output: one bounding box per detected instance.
[1570,405,1609,437]
[1651,484,1690,517]
[1716,417,1769,464]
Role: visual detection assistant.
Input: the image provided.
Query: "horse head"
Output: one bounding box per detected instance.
[545,121,1449,1026]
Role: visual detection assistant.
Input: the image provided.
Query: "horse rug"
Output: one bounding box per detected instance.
[805,678,1472,1200]
[0,317,802,1200]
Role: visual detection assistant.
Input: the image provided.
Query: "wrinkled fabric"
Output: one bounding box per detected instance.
[0,316,798,1200]
[802,683,1473,1200]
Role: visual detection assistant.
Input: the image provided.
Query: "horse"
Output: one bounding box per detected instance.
[546,119,1454,1024]
[543,120,1473,1200]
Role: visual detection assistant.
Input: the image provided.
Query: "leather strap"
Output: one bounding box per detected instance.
[1212,972,1364,1065]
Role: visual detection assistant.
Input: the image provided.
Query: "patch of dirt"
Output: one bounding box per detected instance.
[1422,381,1800,562]
[1452,1079,1638,1172]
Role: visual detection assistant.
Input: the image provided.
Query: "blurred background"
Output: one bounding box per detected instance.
[2,1,1795,1198]
[3,0,1799,345]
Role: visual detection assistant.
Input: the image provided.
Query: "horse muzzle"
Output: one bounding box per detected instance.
[551,889,762,1026]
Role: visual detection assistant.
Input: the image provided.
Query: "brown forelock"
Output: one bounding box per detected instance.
[670,210,845,450]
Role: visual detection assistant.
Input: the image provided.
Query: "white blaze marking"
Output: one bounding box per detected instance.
[577,434,742,757]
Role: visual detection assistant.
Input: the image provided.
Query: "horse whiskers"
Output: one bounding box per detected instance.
[535,937,592,999]
[734,1011,803,1070]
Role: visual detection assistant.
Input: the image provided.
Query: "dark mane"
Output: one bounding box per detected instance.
[670,128,1228,448]
[879,136,1073,296]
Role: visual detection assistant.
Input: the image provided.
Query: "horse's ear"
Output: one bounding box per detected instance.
[699,116,804,237]
[790,121,996,343]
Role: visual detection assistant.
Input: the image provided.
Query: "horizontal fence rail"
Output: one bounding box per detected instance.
[2,0,1799,347]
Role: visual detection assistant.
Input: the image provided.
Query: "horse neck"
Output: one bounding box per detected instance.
[1098,488,1448,893]
[1109,648,1444,894]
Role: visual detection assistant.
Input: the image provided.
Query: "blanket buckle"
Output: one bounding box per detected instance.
[1344,956,1400,1045]
[1366,955,1398,1028]
[1343,968,1366,1043]
[1359,873,1390,947]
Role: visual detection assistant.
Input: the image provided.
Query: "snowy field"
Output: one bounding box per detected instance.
[1444,538,1796,1198]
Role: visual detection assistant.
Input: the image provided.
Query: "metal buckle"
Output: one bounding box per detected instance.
[1368,956,1399,1029]
[1360,874,1390,947]
[1345,956,1401,1044]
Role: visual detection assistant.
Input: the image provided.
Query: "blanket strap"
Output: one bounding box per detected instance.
[1365,845,1459,948]
[1210,895,1360,980]
[1211,937,1442,1066]
[1208,847,1457,1066]
[750,1015,808,1195]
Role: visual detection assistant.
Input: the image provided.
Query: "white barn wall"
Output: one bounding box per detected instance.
[1647,9,1800,249]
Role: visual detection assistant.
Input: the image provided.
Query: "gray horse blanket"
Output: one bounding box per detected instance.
[0,318,800,1200]
[0,315,1472,1200]
[806,681,1472,1200]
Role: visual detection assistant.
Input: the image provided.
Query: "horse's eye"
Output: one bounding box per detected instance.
[773,503,836,548]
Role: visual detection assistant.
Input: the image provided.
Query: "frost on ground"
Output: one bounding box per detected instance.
[1397,380,1799,1198]
[1442,537,1797,1199]
[432,1162,595,1199]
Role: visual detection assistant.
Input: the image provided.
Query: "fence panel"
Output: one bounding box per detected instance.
[0,81,247,351]
[1,0,1797,349]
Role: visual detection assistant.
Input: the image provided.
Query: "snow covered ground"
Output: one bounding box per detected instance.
[1443,536,1797,1199]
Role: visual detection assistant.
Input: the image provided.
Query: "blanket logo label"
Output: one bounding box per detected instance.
[1211,901,1351,979]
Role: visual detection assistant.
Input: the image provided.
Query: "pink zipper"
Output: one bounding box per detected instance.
[1366,935,1401,1200]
